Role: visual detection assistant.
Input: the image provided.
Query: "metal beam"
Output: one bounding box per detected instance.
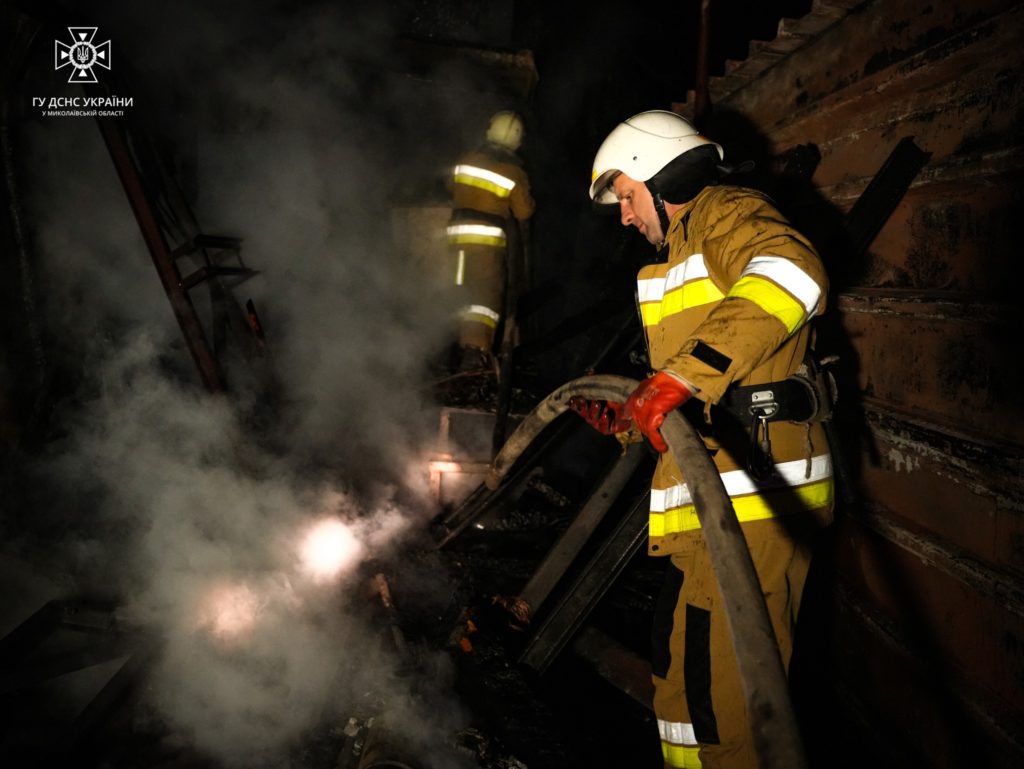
[90,109,225,392]
[518,489,649,673]
[518,441,648,616]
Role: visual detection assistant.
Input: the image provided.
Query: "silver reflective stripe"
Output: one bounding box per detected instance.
[453,164,516,191]
[638,253,711,302]
[447,223,507,247]
[741,256,821,315]
[637,276,667,303]
[446,223,506,239]
[455,250,465,286]
[651,454,833,511]
[664,253,711,290]
[460,304,500,323]
[658,719,698,746]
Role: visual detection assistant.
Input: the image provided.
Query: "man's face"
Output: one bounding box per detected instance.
[612,172,663,244]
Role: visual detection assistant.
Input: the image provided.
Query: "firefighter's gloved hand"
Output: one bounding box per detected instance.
[624,371,695,453]
[567,396,631,435]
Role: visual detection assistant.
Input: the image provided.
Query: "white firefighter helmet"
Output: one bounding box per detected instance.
[589,110,723,203]
[487,110,524,151]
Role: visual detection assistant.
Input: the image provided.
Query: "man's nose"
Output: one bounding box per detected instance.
[619,200,634,227]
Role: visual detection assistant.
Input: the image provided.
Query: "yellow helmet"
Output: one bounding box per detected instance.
[487,110,524,151]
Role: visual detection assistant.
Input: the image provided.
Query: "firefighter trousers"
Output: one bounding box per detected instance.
[450,241,506,351]
[651,516,817,769]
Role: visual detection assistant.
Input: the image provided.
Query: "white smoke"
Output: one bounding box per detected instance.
[17,1,492,765]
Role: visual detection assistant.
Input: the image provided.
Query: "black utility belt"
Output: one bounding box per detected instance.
[718,376,819,424]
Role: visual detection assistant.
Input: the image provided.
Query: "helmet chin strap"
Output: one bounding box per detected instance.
[646,181,672,244]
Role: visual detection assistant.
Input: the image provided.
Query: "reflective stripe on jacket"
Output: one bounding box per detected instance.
[450,144,535,222]
[454,164,516,198]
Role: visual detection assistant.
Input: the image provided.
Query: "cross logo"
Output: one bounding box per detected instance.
[55,27,112,84]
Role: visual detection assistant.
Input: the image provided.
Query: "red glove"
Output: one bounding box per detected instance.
[567,396,631,435]
[623,371,694,453]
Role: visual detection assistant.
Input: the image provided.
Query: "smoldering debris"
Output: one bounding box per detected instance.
[10,1,512,765]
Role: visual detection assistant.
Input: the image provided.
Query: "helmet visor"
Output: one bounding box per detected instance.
[589,169,620,205]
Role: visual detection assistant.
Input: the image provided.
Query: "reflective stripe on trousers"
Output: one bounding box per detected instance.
[650,454,833,536]
[446,222,506,247]
[659,719,702,768]
[459,304,500,328]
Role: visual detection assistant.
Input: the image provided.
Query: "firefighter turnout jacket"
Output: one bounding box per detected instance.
[639,184,835,557]
[448,143,535,348]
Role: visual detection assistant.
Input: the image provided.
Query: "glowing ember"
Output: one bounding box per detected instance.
[196,581,261,644]
[300,518,360,580]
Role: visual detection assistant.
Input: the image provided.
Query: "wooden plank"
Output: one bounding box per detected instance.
[819,146,1024,205]
[853,177,1019,295]
[765,11,1024,189]
[852,405,1024,572]
[835,292,1022,444]
[833,514,1024,710]
[822,583,1024,769]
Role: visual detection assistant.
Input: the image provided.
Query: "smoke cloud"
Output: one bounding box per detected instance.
[15,1,494,765]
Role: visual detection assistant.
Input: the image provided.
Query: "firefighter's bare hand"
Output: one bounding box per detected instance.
[567,396,632,435]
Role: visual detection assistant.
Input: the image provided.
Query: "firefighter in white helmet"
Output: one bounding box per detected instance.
[447,110,535,372]
[572,110,834,768]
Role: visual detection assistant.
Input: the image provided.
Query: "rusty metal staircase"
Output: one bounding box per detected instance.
[680,0,866,114]
[83,73,265,394]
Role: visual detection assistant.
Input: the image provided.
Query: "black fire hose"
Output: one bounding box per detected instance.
[486,374,808,769]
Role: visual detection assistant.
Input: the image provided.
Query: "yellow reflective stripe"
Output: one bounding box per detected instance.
[460,304,500,328]
[662,741,702,768]
[638,254,710,303]
[638,275,667,326]
[447,223,507,247]
[650,455,833,535]
[659,716,700,766]
[729,274,806,334]
[640,253,820,332]
[743,256,821,316]
[650,478,834,535]
[454,176,513,198]
[665,253,710,286]
[639,301,661,326]
[653,455,832,509]
[453,164,515,198]
[449,233,506,246]
[685,279,725,306]
[640,279,725,326]
[453,164,516,191]
[637,254,724,327]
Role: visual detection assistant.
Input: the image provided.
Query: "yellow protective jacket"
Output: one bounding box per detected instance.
[639,185,834,557]
[448,144,535,249]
